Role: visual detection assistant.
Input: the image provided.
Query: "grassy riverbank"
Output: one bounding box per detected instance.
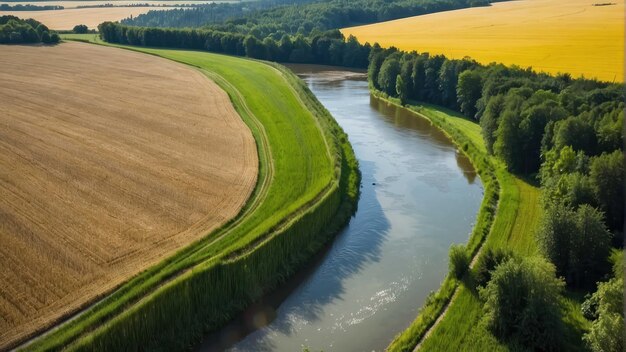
[377,95,588,352]
[22,34,359,351]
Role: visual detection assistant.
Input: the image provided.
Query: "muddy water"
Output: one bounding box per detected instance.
[197,65,483,352]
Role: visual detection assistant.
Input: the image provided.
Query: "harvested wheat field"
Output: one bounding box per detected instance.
[0,42,257,349]
[1,7,162,29]
[343,0,624,82]
[0,1,226,9]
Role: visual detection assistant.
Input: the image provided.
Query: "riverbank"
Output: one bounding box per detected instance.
[20,36,360,351]
[376,92,588,352]
[223,66,483,351]
[370,90,504,351]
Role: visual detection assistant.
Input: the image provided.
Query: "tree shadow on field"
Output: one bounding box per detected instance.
[198,160,390,352]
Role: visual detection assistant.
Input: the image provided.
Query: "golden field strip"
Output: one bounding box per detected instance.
[0,1,226,8]
[0,42,257,349]
[343,0,624,82]
[0,7,164,29]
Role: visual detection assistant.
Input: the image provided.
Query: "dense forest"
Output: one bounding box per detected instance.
[123,0,491,32]
[0,16,60,44]
[122,0,317,28]
[370,46,624,352]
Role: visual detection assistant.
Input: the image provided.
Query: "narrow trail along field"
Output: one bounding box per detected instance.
[0,42,257,349]
[1,7,161,29]
[343,0,624,82]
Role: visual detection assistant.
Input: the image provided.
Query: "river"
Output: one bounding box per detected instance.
[197,65,483,352]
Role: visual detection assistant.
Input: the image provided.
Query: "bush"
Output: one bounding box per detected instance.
[0,16,56,44]
[73,24,88,34]
[583,276,624,352]
[537,203,612,288]
[40,30,51,44]
[9,31,21,43]
[448,244,470,280]
[480,256,565,351]
[581,293,599,320]
[474,247,513,287]
[583,251,624,352]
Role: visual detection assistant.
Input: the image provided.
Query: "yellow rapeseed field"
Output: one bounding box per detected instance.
[342,0,624,82]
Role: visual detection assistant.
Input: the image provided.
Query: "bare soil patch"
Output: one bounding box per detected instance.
[0,41,257,349]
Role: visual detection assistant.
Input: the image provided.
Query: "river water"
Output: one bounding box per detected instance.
[198,65,483,352]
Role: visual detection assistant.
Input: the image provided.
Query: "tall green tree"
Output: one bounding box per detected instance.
[583,252,624,352]
[377,58,401,95]
[537,202,577,279]
[438,60,458,109]
[456,70,482,118]
[368,51,385,90]
[494,109,524,172]
[396,74,408,105]
[479,94,505,154]
[537,203,612,288]
[411,54,427,101]
[423,54,444,104]
[481,256,565,351]
[589,150,624,231]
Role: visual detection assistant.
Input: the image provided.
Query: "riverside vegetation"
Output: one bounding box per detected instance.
[369,44,623,351]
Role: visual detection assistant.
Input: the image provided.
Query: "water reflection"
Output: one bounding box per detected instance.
[199,160,390,352]
[197,64,483,352]
[230,160,391,351]
[368,95,477,184]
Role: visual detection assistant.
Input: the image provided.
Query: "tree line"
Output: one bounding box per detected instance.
[369,47,623,351]
[0,16,60,44]
[99,22,372,68]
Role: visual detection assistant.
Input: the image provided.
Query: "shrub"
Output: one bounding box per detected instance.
[480,256,565,351]
[583,251,624,352]
[583,276,624,352]
[9,31,21,43]
[448,244,470,280]
[73,24,89,34]
[474,247,513,287]
[40,31,51,44]
[581,293,599,320]
[537,202,612,288]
